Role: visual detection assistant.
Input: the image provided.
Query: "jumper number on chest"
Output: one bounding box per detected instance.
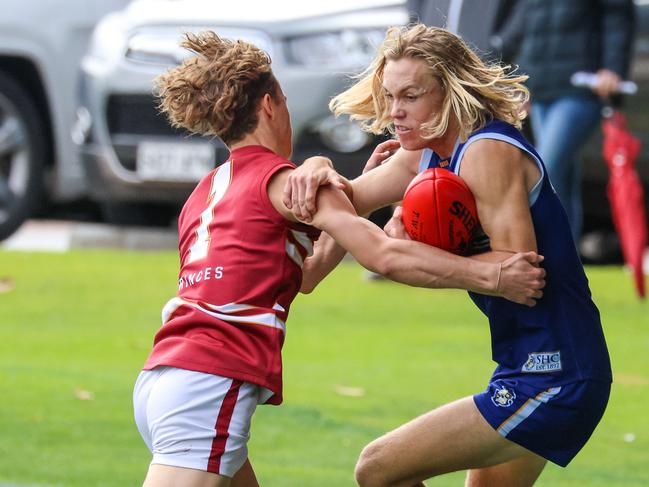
[187,161,232,264]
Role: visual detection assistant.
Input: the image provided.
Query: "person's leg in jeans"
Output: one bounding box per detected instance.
[530,96,601,242]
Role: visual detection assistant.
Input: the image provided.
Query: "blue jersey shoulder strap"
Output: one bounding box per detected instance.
[420,120,546,207]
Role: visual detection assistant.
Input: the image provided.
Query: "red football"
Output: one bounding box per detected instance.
[401,168,480,255]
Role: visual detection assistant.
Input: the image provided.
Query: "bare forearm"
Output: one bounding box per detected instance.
[470,250,515,263]
[347,228,543,306]
[311,188,544,306]
[350,177,401,216]
[329,215,498,293]
[349,152,417,215]
[300,232,348,293]
[378,239,499,293]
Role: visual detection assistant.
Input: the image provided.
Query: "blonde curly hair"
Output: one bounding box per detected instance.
[330,24,529,142]
[155,31,279,145]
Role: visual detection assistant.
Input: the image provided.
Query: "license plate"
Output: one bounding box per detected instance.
[136,141,215,182]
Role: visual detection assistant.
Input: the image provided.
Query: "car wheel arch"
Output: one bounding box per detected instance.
[0,56,54,167]
[0,65,49,239]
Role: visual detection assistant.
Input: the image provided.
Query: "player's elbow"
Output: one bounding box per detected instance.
[300,279,316,294]
[299,269,319,294]
[355,439,395,487]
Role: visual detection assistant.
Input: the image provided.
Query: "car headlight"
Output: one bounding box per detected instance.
[125,28,275,66]
[125,32,190,66]
[315,115,372,153]
[286,29,385,69]
[83,12,130,71]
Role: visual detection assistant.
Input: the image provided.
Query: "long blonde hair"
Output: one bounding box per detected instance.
[330,24,529,142]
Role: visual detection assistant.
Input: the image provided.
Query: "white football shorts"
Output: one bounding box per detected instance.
[133,366,273,477]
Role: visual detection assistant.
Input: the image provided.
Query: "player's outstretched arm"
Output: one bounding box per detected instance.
[282,156,350,222]
[283,142,416,221]
[310,187,544,305]
[279,142,413,291]
[270,168,348,293]
[272,166,544,303]
[384,206,545,306]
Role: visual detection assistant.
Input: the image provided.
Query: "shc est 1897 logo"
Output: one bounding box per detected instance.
[521,352,562,373]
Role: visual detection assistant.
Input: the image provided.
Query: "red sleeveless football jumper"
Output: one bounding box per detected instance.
[143,145,320,405]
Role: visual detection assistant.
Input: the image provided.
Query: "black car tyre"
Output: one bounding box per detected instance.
[0,70,46,241]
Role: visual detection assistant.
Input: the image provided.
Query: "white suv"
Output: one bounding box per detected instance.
[0,0,131,239]
[76,0,407,225]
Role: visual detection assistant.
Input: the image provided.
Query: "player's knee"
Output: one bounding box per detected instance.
[354,441,391,487]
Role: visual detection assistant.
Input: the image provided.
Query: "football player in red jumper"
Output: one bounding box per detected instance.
[133,31,545,487]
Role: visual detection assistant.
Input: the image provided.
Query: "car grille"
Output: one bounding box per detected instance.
[105,94,227,172]
[107,94,185,137]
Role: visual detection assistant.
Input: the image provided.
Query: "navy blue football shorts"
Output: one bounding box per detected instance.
[473,378,611,467]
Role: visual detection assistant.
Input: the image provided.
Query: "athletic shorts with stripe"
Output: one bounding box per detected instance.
[473,378,611,467]
[133,366,273,477]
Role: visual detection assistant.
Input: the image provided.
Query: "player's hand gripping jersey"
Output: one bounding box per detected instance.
[143,145,320,405]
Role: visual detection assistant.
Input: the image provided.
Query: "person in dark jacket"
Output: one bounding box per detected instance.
[495,0,635,242]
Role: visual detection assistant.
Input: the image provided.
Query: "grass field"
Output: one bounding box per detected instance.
[1,249,647,486]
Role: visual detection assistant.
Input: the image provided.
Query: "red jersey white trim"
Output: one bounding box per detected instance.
[143,145,320,405]
[162,297,287,333]
[285,228,315,267]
